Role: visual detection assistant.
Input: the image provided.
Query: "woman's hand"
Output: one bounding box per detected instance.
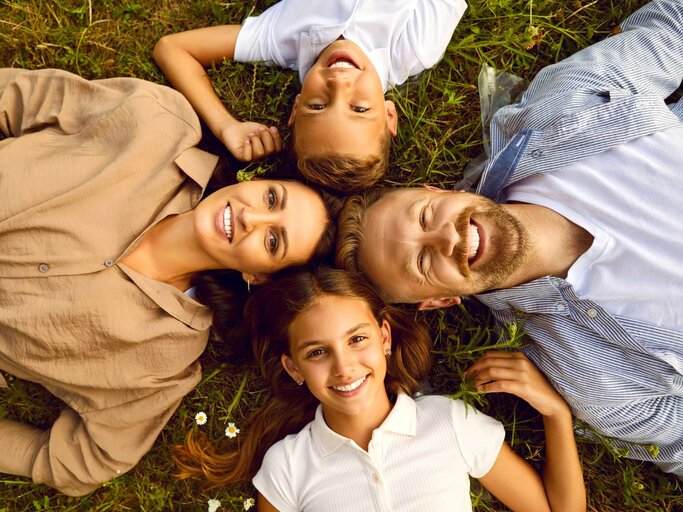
[218,120,283,162]
[464,351,569,418]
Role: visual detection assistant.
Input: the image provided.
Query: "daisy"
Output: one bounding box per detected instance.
[225,422,240,438]
[243,498,255,510]
[195,411,208,426]
[207,498,221,512]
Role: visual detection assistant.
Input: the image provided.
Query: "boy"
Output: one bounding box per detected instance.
[153,0,467,193]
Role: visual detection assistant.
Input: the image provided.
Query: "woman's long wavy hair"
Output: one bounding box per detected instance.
[191,157,342,346]
[174,267,433,488]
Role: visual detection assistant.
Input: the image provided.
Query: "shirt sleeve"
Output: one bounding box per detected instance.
[0,68,199,139]
[521,0,683,104]
[0,367,200,496]
[450,399,505,479]
[253,440,299,512]
[233,1,292,69]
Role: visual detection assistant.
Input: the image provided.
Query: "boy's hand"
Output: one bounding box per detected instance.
[217,121,283,162]
[464,351,570,418]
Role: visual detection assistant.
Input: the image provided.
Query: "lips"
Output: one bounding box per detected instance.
[467,219,484,267]
[326,51,360,70]
[331,375,367,393]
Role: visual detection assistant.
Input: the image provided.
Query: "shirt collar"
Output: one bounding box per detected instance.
[310,392,417,457]
[174,147,218,190]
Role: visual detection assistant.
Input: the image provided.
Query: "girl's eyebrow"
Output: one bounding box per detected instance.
[295,323,371,353]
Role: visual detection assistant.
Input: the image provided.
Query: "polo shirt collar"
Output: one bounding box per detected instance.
[310,392,418,457]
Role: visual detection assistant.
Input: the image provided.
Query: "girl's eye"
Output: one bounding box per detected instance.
[352,106,369,113]
[350,335,367,344]
[308,104,325,110]
[307,348,326,358]
[267,231,279,255]
[267,189,277,209]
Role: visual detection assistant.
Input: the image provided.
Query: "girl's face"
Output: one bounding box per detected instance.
[192,180,328,277]
[282,295,392,424]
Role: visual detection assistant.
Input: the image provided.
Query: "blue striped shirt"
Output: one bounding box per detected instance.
[474,0,683,477]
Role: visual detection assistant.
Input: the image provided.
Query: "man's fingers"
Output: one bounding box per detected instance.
[471,367,524,387]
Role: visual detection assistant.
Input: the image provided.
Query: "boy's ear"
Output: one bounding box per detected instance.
[242,272,270,286]
[417,297,461,311]
[287,94,301,128]
[385,100,398,137]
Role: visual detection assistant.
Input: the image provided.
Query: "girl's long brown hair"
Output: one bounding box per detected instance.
[174,267,433,488]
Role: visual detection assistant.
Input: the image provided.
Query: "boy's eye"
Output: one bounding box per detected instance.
[351,106,370,113]
[350,335,367,344]
[308,104,325,110]
[267,231,279,255]
[267,189,277,209]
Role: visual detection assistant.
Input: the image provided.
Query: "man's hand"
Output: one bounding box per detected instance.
[218,120,283,162]
[464,351,570,418]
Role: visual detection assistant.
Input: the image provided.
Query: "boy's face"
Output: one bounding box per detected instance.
[289,40,397,159]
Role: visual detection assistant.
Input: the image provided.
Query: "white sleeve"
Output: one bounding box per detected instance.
[233,1,294,70]
[402,0,467,76]
[450,399,505,478]
[252,441,298,512]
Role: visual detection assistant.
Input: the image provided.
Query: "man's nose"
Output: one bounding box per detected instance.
[425,222,459,256]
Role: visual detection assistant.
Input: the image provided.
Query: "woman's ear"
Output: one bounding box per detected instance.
[281,353,303,383]
[380,318,393,354]
[242,272,270,286]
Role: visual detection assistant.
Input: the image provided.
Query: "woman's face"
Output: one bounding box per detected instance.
[192,180,328,276]
[282,295,392,424]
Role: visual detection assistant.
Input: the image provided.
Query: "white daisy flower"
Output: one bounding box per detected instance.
[195,411,208,426]
[243,497,255,510]
[225,422,240,438]
[207,498,221,512]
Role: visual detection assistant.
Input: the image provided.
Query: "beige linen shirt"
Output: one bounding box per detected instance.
[0,68,218,495]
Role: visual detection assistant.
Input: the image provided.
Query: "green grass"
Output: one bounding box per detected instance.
[1,0,682,510]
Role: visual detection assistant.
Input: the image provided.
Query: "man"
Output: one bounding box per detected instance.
[337,0,683,478]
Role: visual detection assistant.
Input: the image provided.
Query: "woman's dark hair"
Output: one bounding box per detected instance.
[174,267,433,488]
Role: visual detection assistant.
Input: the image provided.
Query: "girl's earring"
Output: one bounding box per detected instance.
[295,378,303,386]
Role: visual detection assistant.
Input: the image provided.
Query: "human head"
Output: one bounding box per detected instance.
[336,187,530,309]
[288,39,398,193]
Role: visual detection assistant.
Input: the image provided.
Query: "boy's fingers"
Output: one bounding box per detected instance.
[240,138,252,161]
[258,128,276,154]
[270,126,283,151]
[249,134,265,159]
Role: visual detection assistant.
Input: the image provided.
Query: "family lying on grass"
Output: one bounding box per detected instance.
[0,0,682,509]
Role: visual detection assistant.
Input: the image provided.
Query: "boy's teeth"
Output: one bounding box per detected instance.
[223,204,233,241]
[329,60,355,69]
[332,375,366,392]
[468,224,480,261]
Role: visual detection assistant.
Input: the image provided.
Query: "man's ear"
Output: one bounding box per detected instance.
[242,272,270,286]
[417,297,461,311]
[281,353,303,382]
[385,100,398,137]
[380,319,393,354]
[287,94,301,128]
[421,184,449,193]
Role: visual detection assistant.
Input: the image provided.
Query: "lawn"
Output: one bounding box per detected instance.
[1,0,682,510]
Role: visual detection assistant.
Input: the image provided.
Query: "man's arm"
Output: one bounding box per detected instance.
[153,26,282,162]
[521,0,683,105]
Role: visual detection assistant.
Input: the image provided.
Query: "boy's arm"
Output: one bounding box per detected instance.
[153,26,282,162]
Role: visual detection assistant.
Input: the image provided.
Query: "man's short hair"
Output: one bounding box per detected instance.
[293,129,391,195]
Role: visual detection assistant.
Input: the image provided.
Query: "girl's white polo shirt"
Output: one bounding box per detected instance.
[253,393,504,512]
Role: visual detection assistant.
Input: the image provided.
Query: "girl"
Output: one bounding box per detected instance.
[175,267,585,511]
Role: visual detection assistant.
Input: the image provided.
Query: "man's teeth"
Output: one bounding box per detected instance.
[223,204,233,241]
[329,60,355,69]
[468,224,480,261]
[332,375,366,392]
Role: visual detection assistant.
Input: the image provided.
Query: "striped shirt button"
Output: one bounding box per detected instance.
[586,308,598,318]
[555,303,566,312]
[531,149,545,158]
[38,263,49,273]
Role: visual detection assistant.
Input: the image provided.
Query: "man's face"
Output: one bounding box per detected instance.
[359,188,530,306]
[289,40,397,159]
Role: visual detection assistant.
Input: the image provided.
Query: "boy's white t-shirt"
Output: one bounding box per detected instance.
[253,393,504,512]
[506,124,683,330]
[233,0,467,91]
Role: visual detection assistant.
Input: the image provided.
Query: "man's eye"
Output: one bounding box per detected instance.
[268,232,279,255]
[418,249,426,275]
[352,106,369,113]
[420,206,427,230]
[267,189,276,209]
[308,104,325,110]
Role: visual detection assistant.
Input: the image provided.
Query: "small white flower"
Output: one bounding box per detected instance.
[243,497,255,510]
[195,411,208,425]
[207,498,221,512]
[225,422,240,438]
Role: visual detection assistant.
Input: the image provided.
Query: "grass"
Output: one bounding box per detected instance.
[1,0,682,510]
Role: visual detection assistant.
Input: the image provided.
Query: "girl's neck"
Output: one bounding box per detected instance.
[322,392,393,451]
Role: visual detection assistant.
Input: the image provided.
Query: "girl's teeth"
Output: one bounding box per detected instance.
[468,224,480,261]
[332,375,366,392]
[223,204,232,241]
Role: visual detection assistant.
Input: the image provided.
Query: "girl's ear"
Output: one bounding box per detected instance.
[380,318,393,354]
[281,353,303,383]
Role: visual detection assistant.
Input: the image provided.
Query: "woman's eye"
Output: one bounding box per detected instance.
[352,106,369,113]
[267,189,276,209]
[308,104,325,110]
[350,335,367,344]
[267,232,279,255]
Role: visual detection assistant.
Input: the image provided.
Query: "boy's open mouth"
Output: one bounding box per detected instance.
[325,51,360,70]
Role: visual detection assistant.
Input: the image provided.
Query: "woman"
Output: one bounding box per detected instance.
[0,68,338,496]
[175,267,586,511]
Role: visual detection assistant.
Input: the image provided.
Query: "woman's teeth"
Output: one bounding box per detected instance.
[468,223,480,262]
[332,375,366,392]
[223,204,233,241]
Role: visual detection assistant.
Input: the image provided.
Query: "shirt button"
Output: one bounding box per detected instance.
[104,259,114,267]
[586,308,598,318]
[531,149,545,158]
[555,303,566,312]
[372,473,381,484]
[38,263,49,273]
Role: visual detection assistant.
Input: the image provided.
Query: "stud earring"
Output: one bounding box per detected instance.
[295,378,303,386]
